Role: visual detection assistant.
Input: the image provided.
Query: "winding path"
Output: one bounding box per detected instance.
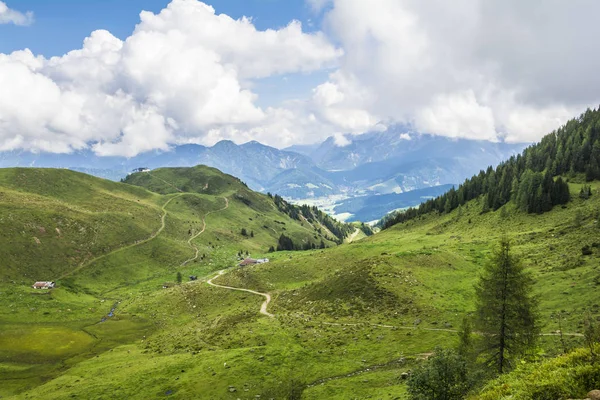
[180,197,229,266]
[206,270,274,318]
[58,194,182,280]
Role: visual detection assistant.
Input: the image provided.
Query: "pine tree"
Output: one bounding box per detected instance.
[474,237,540,374]
[481,195,490,214]
[176,271,182,284]
[457,316,473,359]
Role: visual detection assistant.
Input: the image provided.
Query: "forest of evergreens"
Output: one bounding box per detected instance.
[382,106,600,229]
[269,193,359,241]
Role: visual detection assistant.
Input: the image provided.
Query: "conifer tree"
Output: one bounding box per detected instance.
[474,237,539,374]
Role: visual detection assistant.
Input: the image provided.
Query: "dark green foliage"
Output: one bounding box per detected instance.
[475,347,600,400]
[515,171,570,213]
[234,193,253,206]
[358,222,375,236]
[176,271,182,284]
[574,210,584,227]
[383,106,600,229]
[457,316,473,359]
[241,228,248,236]
[580,184,593,199]
[276,234,296,251]
[481,195,490,214]
[474,238,540,374]
[272,194,353,242]
[583,312,600,363]
[407,348,471,400]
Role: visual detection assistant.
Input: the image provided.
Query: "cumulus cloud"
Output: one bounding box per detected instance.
[0,1,33,26]
[316,0,600,143]
[2,0,600,155]
[0,0,341,156]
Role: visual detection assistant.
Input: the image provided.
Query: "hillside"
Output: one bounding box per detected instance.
[470,346,600,399]
[2,173,598,399]
[382,107,600,229]
[2,111,600,399]
[124,165,356,245]
[0,166,349,398]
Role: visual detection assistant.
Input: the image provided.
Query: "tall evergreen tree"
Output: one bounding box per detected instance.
[474,237,540,374]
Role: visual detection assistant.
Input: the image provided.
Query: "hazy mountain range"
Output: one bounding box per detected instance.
[0,127,527,221]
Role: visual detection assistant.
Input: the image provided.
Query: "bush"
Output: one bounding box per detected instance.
[407,348,470,400]
[471,347,600,400]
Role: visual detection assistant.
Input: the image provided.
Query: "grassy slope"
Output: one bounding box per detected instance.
[2,169,598,399]
[209,179,600,398]
[470,346,600,399]
[0,167,339,398]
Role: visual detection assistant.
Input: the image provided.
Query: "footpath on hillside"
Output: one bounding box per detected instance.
[181,197,229,266]
[57,194,182,280]
[206,270,274,318]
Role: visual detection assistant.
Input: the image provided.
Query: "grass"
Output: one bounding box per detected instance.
[469,346,600,399]
[1,168,599,398]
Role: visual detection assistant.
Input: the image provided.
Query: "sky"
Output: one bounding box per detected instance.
[1,0,599,156]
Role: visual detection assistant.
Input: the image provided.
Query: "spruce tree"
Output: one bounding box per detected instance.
[474,237,539,374]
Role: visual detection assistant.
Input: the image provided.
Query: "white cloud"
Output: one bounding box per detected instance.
[415,90,497,141]
[2,0,600,156]
[315,0,600,143]
[0,1,33,26]
[333,132,351,147]
[0,0,341,156]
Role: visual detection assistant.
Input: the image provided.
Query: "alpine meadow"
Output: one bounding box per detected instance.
[2,1,600,399]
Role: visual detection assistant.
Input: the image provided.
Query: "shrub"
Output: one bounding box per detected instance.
[407,348,470,400]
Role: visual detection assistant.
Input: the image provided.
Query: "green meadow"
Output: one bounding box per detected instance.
[0,166,599,398]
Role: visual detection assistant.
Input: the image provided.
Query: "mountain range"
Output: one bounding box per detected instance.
[0,126,527,221]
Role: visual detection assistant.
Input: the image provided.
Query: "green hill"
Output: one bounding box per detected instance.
[2,109,600,399]
[124,165,357,245]
[0,166,348,398]
[122,165,244,196]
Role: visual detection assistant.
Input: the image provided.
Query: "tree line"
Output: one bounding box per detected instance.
[269,233,326,252]
[382,106,600,229]
[269,194,356,242]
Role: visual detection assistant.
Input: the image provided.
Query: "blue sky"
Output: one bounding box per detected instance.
[0,0,328,111]
[0,0,320,56]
